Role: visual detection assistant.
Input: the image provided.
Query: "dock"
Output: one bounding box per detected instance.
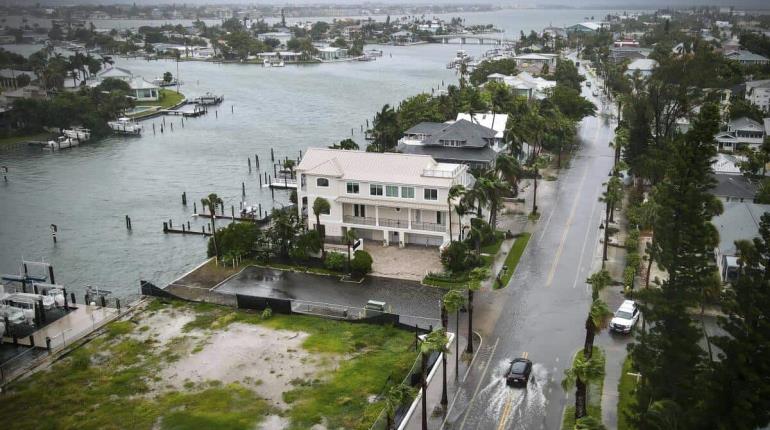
[194,213,270,224]
[163,102,207,118]
[163,222,212,236]
[268,178,298,189]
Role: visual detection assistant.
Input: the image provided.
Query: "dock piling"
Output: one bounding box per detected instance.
[242,182,245,195]
[259,175,262,187]
[231,205,235,222]
[187,221,191,230]
[125,215,132,230]
[256,155,260,169]
[271,148,274,161]
[193,201,197,214]
[2,166,7,182]
[163,222,168,233]
[248,158,252,172]
[70,292,76,304]
[182,192,187,205]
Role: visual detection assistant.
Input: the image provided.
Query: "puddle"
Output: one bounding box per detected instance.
[476,360,549,429]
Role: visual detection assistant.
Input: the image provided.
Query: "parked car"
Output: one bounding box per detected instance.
[610,300,640,334]
[505,358,533,387]
[586,81,591,87]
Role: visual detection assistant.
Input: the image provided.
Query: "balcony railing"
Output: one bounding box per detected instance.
[412,221,447,232]
[343,215,446,232]
[379,218,409,229]
[343,215,376,226]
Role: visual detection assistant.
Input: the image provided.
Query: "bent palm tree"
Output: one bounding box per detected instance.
[201,193,223,258]
[562,350,605,420]
[443,289,466,382]
[583,299,612,360]
[312,197,330,254]
[343,229,357,273]
[447,185,466,242]
[465,267,487,354]
[419,330,449,429]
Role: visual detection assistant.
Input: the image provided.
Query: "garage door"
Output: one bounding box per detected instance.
[352,228,383,241]
[405,233,443,247]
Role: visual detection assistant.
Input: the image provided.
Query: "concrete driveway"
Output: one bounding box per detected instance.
[363,244,443,281]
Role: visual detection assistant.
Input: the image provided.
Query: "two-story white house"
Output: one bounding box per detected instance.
[296,148,474,248]
[745,79,770,112]
[714,117,766,152]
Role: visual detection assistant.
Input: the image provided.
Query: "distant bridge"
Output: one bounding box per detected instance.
[428,33,516,46]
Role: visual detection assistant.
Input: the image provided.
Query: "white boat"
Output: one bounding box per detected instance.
[153,77,180,87]
[263,59,272,67]
[108,117,143,135]
[45,136,79,150]
[263,59,285,67]
[62,127,91,141]
[193,92,224,106]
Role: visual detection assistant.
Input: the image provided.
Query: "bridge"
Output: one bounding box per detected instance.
[428,33,517,46]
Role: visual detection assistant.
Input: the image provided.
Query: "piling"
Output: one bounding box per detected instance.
[259,175,262,187]
[271,184,275,199]
[63,287,68,309]
[33,284,38,294]
[219,201,224,214]
[45,336,51,353]
[163,222,169,233]
[366,119,369,128]
[187,221,191,230]
[256,154,260,169]
[2,166,7,182]
[242,182,245,195]
[182,192,187,205]
[271,148,274,161]
[101,296,107,307]
[182,224,186,232]
[215,110,218,118]
[153,123,155,134]
[170,123,173,131]
[70,292,76,304]
[50,224,57,244]
[258,203,262,218]
[48,265,55,284]
[264,171,268,183]
[231,105,234,114]
[29,335,35,347]
[126,215,132,230]
[248,158,252,172]
[231,205,235,222]
[161,125,164,133]
[351,128,354,136]
[273,164,277,177]
[299,149,302,158]
[169,219,173,229]
[116,299,121,311]
[202,226,206,234]
[193,201,197,214]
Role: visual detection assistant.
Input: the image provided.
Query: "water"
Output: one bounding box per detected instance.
[0,8,641,298]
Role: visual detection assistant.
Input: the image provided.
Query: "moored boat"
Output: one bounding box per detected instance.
[108,117,143,135]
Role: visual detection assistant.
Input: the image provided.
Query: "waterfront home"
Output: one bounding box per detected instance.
[0,85,47,109]
[512,53,557,71]
[296,148,473,247]
[96,66,133,82]
[725,50,769,66]
[258,32,293,46]
[712,202,770,283]
[397,119,500,169]
[486,71,556,100]
[625,59,658,78]
[711,173,757,203]
[317,47,348,61]
[714,117,766,152]
[542,26,567,39]
[566,22,606,34]
[0,69,37,89]
[745,79,770,112]
[391,30,417,45]
[128,77,160,102]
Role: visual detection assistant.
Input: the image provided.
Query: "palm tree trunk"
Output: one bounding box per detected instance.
[448,201,453,241]
[421,352,428,430]
[455,311,460,379]
[441,349,448,408]
[532,167,538,215]
[583,316,595,360]
[575,377,588,419]
[466,289,474,354]
[645,241,654,288]
[602,202,610,263]
[488,200,497,230]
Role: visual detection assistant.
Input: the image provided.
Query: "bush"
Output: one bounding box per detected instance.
[207,222,260,258]
[324,252,346,272]
[441,241,470,272]
[350,250,373,276]
[625,229,640,251]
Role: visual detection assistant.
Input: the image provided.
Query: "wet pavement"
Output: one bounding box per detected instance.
[213,266,445,320]
[443,67,620,430]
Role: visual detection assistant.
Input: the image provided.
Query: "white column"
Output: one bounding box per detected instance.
[375,205,380,226]
[408,207,412,230]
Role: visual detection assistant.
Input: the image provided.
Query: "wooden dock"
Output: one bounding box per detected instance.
[195,213,270,224]
[163,222,212,236]
[268,178,297,189]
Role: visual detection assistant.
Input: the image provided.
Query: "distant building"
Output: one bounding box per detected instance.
[512,53,557,70]
[725,50,769,65]
[714,117,766,152]
[745,79,770,112]
[625,58,658,78]
[96,67,133,82]
[317,47,348,61]
[609,47,651,64]
[0,69,37,89]
[542,26,567,38]
[295,148,474,247]
[128,77,160,101]
[712,202,770,283]
[566,22,606,34]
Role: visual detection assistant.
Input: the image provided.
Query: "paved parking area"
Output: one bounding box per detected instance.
[363,244,443,281]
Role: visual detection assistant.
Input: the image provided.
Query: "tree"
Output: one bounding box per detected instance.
[600,176,623,262]
[343,229,358,273]
[549,84,596,122]
[442,289,465,383]
[312,197,330,251]
[562,349,605,420]
[369,104,399,152]
[468,58,518,86]
[207,221,259,259]
[465,267,487,354]
[575,416,606,430]
[350,250,373,276]
[447,184,465,242]
[329,138,359,150]
[163,71,173,83]
[201,193,223,258]
[494,153,522,197]
[475,173,508,230]
[419,329,449,430]
[384,384,415,429]
[553,58,584,91]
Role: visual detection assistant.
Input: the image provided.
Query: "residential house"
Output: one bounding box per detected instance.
[397,119,500,169]
[712,202,770,282]
[257,32,293,46]
[390,31,416,45]
[625,58,658,78]
[712,173,757,202]
[295,148,474,247]
[0,69,36,89]
[513,53,557,71]
[725,50,770,65]
[0,85,47,110]
[317,47,348,61]
[542,26,567,39]
[745,79,770,112]
[609,47,651,64]
[96,67,133,82]
[487,71,556,100]
[714,117,766,152]
[566,22,606,34]
[128,77,160,101]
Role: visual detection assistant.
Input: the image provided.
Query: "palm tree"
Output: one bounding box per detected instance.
[419,329,449,429]
[383,384,415,430]
[442,289,466,381]
[562,351,605,420]
[583,299,612,360]
[447,185,465,242]
[575,416,607,430]
[494,153,522,197]
[465,267,487,354]
[455,200,470,241]
[201,193,223,258]
[476,174,508,230]
[343,229,358,273]
[312,197,330,254]
[600,176,623,262]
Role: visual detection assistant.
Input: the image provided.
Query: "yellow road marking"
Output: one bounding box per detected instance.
[522,351,529,359]
[497,393,514,430]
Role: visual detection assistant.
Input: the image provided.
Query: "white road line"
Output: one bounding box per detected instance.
[572,185,601,289]
[458,337,500,430]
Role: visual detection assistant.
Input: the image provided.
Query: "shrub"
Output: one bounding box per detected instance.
[441,241,470,272]
[350,250,373,276]
[625,229,640,251]
[324,252,346,272]
[207,222,260,258]
[623,266,636,289]
[261,307,272,319]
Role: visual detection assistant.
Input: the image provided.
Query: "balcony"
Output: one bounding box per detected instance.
[343,215,376,226]
[412,221,447,232]
[343,214,446,232]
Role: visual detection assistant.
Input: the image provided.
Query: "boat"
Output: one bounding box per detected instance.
[447,50,473,70]
[263,59,285,67]
[263,59,272,67]
[153,77,180,87]
[45,136,79,150]
[193,92,224,106]
[62,127,91,141]
[108,117,143,135]
[365,49,383,57]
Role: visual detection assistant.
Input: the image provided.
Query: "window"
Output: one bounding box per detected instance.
[347,182,359,194]
[319,205,330,215]
[370,184,383,196]
[316,178,329,187]
[437,211,443,224]
[401,187,415,199]
[424,188,438,200]
[386,185,398,197]
[354,204,366,217]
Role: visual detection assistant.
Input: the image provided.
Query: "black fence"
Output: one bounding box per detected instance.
[236,294,292,314]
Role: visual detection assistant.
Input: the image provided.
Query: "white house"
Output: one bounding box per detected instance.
[487,71,556,100]
[296,148,474,248]
[725,50,770,65]
[714,117,766,152]
[745,79,770,112]
[128,77,160,101]
[512,53,558,70]
[625,58,658,78]
[712,202,770,283]
[317,47,348,61]
[96,66,133,82]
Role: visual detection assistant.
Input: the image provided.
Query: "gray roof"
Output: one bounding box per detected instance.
[425,119,496,148]
[712,174,757,200]
[404,121,448,136]
[397,143,497,165]
[729,116,764,132]
[727,50,769,62]
[712,202,770,256]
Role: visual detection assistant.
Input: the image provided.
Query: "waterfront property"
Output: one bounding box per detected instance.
[724,49,770,66]
[714,116,766,152]
[296,148,473,247]
[486,71,556,100]
[625,58,658,78]
[317,47,349,61]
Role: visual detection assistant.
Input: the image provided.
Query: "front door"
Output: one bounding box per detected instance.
[390,231,399,244]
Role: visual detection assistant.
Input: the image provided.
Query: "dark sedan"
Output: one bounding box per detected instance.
[506,358,532,387]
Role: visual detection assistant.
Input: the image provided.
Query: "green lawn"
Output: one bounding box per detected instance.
[617,356,639,430]
[135,88,185,109]
[480,232,505,255]
[0,131,52,146]
[496,232,531,288]
[0,299,415,430]
[562,347,606,429]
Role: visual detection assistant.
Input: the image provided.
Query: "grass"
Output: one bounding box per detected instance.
[480,232,505,255]
[496,232,531,288]
[617,356,639,430]
[562,347,606,430]
[0,131,52,146]
[135,88,185,108]
[528,212,541,221]
[0,299,415,430]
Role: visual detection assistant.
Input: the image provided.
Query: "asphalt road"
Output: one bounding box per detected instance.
[443,71,617,430]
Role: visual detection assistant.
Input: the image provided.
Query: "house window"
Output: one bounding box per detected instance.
[386,185,399,197]
[347,182,359,194]
[317,178,329,187]
[401,187,415,198]
[354,204,366,217]
[424,189,438,200]
[437,212,443,224]
[370,184,383,196]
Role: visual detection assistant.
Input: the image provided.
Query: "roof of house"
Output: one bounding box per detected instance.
[729,116,764,132]
[712,173,757,200]
[712,202,770,256]
[456,112,509,138]
[726,50,769,62]
[568,22,602,31]
[423,119,496,148]
[745,79,770,90]
[129,77,159,90]
[627,58,658,71]
[97,67,132,79]
[0,68,36,80]
[296,148,463,186]
[513,53,557,61]
[397,143,498,164]
[712,153,746,174]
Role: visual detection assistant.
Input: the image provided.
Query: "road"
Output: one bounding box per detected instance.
[443,70,618,430]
